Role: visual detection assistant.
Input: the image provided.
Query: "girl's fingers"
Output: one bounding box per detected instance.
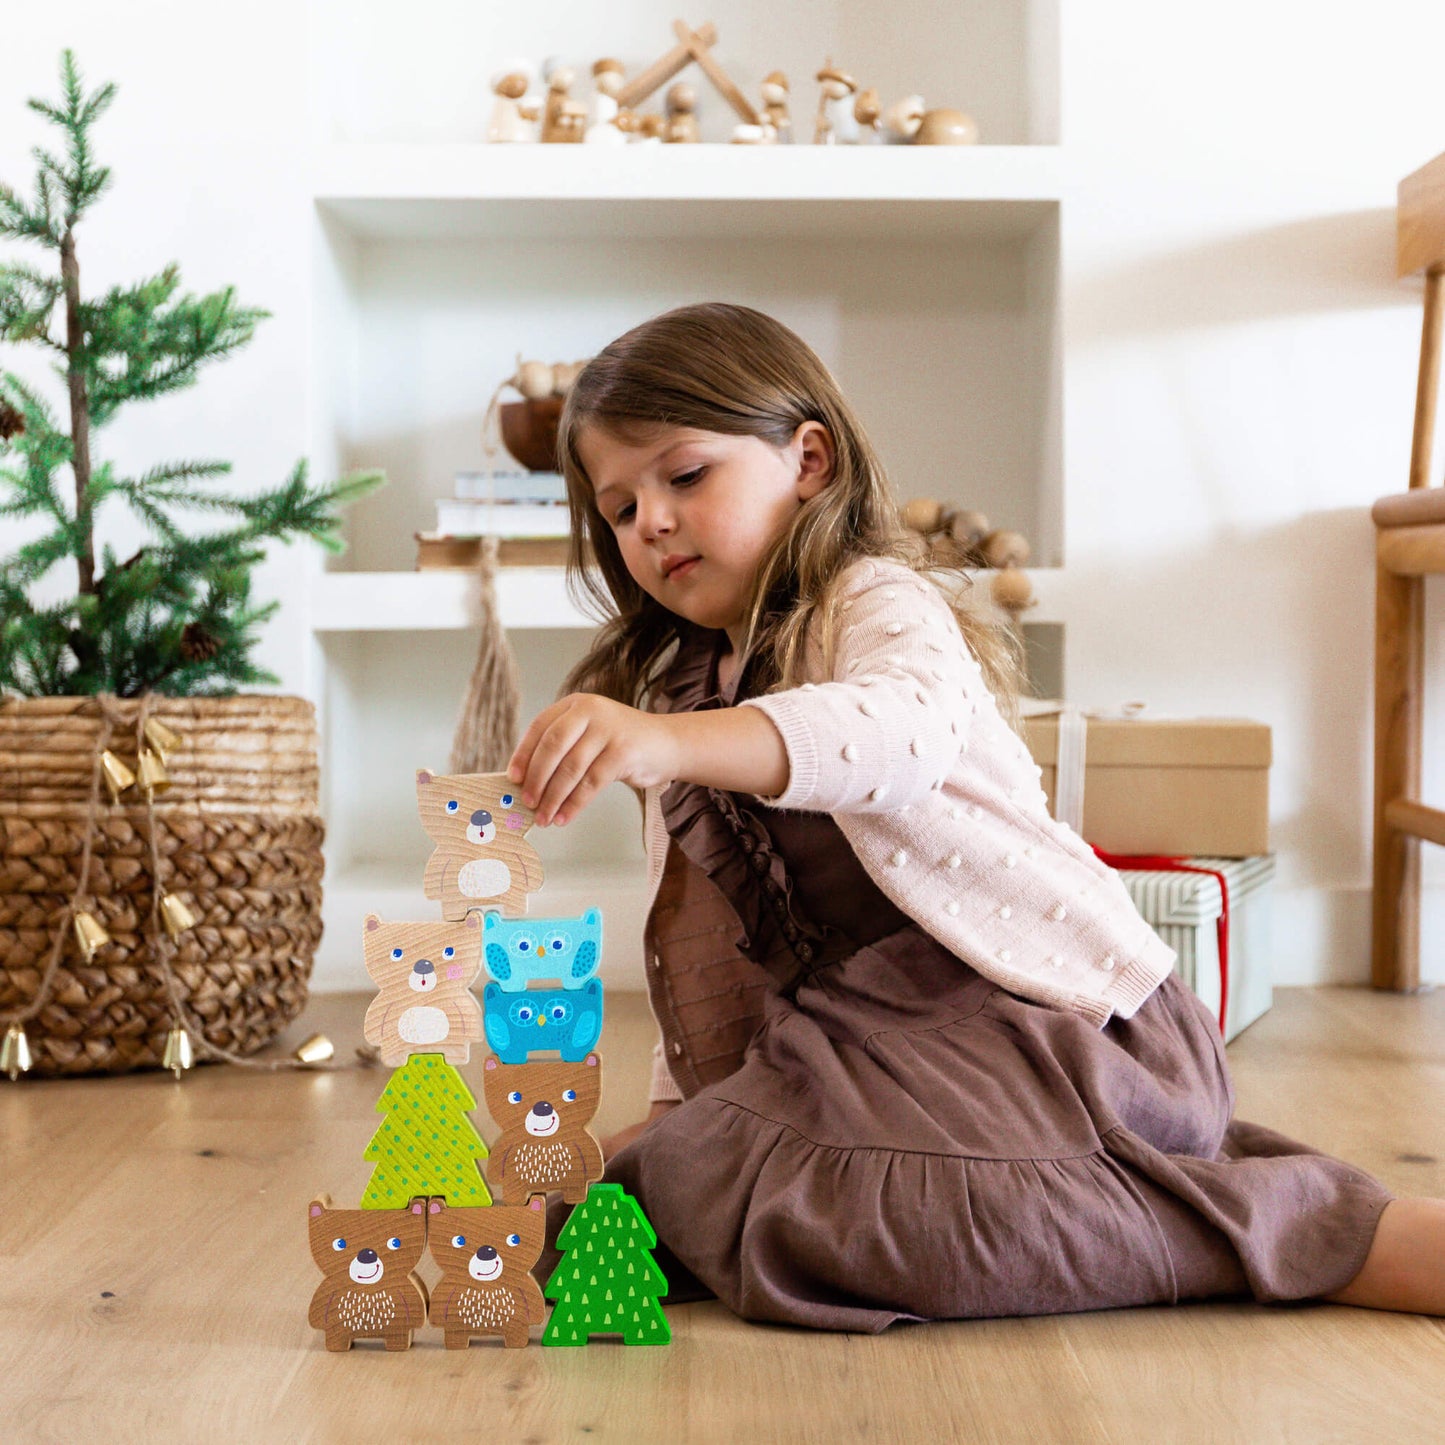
[508,700,566,794]
[534,733,610,825]
[550,748,615,826]
[516,707,588,811]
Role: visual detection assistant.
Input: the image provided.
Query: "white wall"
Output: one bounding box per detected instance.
[3,1,1444,986]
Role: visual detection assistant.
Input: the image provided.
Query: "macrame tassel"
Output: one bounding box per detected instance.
[450,535,523,774]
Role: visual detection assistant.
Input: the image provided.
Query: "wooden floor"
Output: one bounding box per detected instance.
[5,986,1445,1444]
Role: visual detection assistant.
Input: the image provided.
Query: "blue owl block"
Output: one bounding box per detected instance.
[483,979,603,1064]
[484,908,603,992]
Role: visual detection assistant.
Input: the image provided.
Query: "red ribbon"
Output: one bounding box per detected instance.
[1091,848,1230,1038]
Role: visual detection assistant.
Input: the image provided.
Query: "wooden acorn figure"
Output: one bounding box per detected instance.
[416,769,544,921]
[427,1198,546,1349]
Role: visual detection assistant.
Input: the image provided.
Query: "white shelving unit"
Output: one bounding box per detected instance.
[304,4,1064,993]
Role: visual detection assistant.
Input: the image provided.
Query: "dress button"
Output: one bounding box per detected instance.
[751,852,770,875]
[796,943,814,964]
[738,833,756,854]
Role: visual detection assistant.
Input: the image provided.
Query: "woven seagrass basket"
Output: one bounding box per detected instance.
[0,694,324,1076]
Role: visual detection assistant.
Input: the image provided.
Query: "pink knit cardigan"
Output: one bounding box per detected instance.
[644,556,1176,1103]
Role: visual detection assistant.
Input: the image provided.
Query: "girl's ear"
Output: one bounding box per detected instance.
[791,421,835,501]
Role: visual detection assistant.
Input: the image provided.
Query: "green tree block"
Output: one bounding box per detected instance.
[360,1054,491,1208]
[542,1183,671,1346]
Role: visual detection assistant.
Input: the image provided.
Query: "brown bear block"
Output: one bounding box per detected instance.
[482,1053,604,1205]
[427,1197,547,1349]
[307,1195,429,1351]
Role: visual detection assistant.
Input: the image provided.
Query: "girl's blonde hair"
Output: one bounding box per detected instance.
[557,302,1024,725]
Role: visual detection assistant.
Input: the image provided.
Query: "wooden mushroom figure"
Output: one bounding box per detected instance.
[814,62,860,144]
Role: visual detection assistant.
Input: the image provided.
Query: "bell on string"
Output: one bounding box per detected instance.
[294,1032,334,1065]
[143,716,182,761]
[161,1024,194,1078]
[159,892,198,938]
[136,748,171,797]
[101,749,136,802]
[2,1023,33,1081]
[72,910,111,961]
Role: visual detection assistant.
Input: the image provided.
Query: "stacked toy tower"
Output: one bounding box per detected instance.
[306,769,669,1351]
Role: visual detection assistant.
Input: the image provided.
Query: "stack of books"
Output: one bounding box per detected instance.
[415,471,572,570]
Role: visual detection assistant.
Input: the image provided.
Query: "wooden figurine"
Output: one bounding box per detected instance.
[308,1195,429,1351]
[883,93,925,144]
[487,63,539,143]
[483,1052,604,1204]
[427,1198,546,1349]
[484,978,604,1064]
[362,1053,492,1209]
[362,912,483,1067]
[484,906,602,990]
[540,61,578,143]
[813,62,860,145]
[586,58,629,145]
[555,100,587,144]
[760,70,791,143]
[915,107,980,146]
[664,82,700,144]
[416,769,543,921]
[854,86,883,144]
[542,1184,671,1347]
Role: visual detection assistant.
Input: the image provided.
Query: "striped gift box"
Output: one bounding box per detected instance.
[1115,855,1276,1044]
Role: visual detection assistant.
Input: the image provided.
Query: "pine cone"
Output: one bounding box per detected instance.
[179,622,221,662]
[0,400,24,441]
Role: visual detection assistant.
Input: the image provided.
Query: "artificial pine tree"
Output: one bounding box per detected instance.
[0,51,382,697]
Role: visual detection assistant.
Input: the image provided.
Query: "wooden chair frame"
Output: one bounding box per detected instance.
[1372,151,1445,988]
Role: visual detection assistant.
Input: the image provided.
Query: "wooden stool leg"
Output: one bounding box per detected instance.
[1372,556,1423,989]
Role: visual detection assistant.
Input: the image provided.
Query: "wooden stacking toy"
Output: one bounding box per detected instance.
[305,769,667,1351]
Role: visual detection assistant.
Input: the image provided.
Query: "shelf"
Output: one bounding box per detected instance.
[311,568,600,631]
[313,143,1062,242]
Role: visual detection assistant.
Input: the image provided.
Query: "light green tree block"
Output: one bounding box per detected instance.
[542,1183,671,1346]
[360,1053,491,1208]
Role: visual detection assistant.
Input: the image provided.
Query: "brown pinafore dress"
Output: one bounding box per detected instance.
[558,631,1391,1332]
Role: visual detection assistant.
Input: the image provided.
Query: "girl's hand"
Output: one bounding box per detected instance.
[508,693,679,826]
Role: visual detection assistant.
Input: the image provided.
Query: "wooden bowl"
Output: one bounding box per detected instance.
[499,396,565,471]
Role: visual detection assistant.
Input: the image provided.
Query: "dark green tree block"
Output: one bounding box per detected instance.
[361,1053,491,1209]
[542,1183,671,1346]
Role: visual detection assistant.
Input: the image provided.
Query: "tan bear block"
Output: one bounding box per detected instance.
[307,1195,429,1352]
[417,769,544,921]
[362,913,484,1066]
[427,1197,547,1349]
[483,1053,604,1205]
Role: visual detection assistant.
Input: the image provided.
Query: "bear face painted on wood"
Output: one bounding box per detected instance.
[362,912,484,1066]
[483,1053,604,1205]
[427,1197,546,1348]
[307,1195,428,1351]
[417,769,544,921]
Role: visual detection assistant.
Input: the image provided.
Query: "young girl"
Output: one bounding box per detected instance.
[508,301,1444,1330]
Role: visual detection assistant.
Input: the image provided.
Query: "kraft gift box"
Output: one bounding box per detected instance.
[1021,712,1272,858]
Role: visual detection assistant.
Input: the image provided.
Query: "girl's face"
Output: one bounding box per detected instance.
[582,422,834,644]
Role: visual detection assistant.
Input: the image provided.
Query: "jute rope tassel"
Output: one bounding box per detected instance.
[450,535,522,774]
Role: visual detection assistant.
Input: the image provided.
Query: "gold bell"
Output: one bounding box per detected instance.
[142,716,182,761]
[294,1032,334,1065]
[2,1023,33,1080]
[161,1024,194,1078]
[72,910,111,961]
[100,749,136,802]
[159,892,198,938]
[136,748,170,797]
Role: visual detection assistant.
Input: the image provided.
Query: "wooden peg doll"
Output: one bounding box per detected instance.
[541,61,578,143]
[814,62,859,144]
[760,70,791,143]
[487,63,537,143]
[586,57,629,145]
[555,100,587,144]
[664,82,700,143]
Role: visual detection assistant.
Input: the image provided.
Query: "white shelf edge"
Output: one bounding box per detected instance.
[310,568,603,631]
[311,141,1064,204]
